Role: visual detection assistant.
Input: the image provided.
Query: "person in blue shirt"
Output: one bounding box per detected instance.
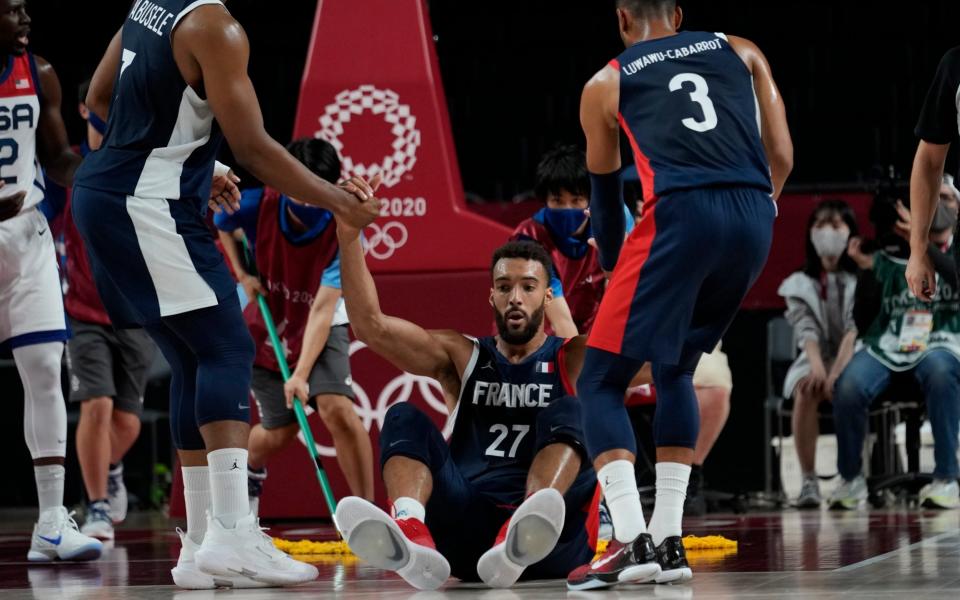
[215,138,374,515]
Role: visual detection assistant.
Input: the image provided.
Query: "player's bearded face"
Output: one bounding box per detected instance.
[494,301,546,345]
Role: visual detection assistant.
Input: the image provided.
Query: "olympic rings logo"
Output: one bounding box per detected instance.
[296,340,454,457]
[362,220,409,261]
[316,85,421,189]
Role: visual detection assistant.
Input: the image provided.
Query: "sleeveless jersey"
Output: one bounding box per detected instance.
[613,31,772,206]
[74,0,224,204]
[449,336,574,494]
[244,188,340,372]
[0,52,43,214]
[512,218,606,334]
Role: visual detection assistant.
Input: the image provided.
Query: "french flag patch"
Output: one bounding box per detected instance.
[15,79,29,89]
[536,361,554,374]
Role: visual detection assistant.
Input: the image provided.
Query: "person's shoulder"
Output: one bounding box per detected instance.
[778,270,812,295]
[512,216,547,239]
[937,46,960,75]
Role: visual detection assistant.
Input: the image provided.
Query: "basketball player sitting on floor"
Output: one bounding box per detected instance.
[331,186,650,590]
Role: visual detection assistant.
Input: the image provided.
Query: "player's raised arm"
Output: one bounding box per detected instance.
[580,65,625,272]
[34,56,81,187]
[335,217,473,390]
[171,6,378,229]
[727,36,793,200]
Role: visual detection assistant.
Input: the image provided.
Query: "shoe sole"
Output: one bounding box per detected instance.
[81,527,115,541]
[477,489,565,588]
[336,497,449,591]
[655,566,693,584]
[567,563,661,591]
[920,497,960,509]
[28,543,103,562]
[194,544,315,586]
[172,564,269,589]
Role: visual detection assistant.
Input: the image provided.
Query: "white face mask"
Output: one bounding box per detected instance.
[811,227,849,258]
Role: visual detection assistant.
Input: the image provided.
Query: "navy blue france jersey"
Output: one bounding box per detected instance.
[449,336,573,497]
[75,0,224,205]
[614,31,772,204]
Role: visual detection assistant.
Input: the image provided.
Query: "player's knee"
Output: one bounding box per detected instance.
[381,402,432,440]
[315,395,358,430]
[80,396,114,425]
[112,409,141,435]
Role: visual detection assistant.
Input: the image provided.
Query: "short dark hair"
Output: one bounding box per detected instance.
[616,0,677,19]
[285,137,342,184]
[78,79,91,106]
[491,241,555,283]
[534,144,589,201]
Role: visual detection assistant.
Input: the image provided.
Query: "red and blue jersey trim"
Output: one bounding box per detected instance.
[0,52,39,98]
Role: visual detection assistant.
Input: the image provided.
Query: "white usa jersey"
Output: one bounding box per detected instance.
[0,51,43,215]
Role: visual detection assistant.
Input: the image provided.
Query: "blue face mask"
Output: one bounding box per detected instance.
[284,196,329,230]
[541,208,589,259]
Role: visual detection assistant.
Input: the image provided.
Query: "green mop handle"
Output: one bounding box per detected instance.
[240,235,338,518]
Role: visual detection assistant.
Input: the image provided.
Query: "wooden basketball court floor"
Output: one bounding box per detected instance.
[1,507,958,599]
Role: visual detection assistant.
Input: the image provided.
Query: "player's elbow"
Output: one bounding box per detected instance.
[350,314,387,347]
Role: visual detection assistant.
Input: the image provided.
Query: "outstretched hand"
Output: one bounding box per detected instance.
[0,182,26,222]
[209,169,242,215]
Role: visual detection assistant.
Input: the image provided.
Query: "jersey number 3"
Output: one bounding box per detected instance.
[485,424,530,458]
[669,73,718,133]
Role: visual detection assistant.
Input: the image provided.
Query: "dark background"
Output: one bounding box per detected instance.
[3,0,959,504]
[26,0,960,198]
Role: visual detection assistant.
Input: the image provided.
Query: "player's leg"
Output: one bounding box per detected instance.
[479,395,588,587]
[246,366,300,515]
[687,348,733,514]
[314,394,375,499]
[105,326,153,524]
[15,341,103,562]
[68,320,120,538]
[158,299,316,586]
[336,401,454,590]
[307,324,374,499]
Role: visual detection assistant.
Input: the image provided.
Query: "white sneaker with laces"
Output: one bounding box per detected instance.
[171,528,266,589]
[107,464,128,524]
[194,512,318,586]
[28,507,103,562]
[80,501,114,540]
[919,479,960,509]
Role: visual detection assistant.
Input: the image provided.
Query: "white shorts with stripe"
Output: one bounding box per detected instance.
[0,209,68,352]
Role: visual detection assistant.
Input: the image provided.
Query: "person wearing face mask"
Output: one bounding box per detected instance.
[777,200,860,509]
[511,145,634,337]
[214,137,375,515]
[831,192,960,510]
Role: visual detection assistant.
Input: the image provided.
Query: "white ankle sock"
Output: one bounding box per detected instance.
[598,460,646,543]
[34,465,65,515]
[648,462,691,546]
[182,466,211,545]
[392,497,426,521]
[207,448,251,529]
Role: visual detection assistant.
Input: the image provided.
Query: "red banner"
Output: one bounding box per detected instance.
[293,0,510,272]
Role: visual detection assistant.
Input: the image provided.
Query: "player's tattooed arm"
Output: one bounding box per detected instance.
[34,56,82,187]
[727,36,793,200]
[336,222,474,406]
[560,335,652,393]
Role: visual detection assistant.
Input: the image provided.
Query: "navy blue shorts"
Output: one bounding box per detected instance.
[589,186,775,364]
[379,401,596,582]
[71,186,237,328]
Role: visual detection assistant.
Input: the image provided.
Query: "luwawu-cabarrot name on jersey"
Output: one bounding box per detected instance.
[621,38,724,76]
[128,0,176,37]
[472,381,554,409]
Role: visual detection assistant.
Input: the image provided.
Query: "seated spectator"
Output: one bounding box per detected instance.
[778,200,859,508]
[511,144,633,336]
[830,193,960,510]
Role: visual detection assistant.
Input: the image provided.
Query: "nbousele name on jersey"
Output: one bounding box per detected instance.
[448,336,573,495]
[75,0,224,204]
